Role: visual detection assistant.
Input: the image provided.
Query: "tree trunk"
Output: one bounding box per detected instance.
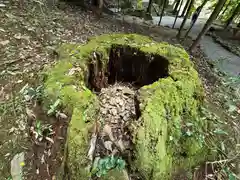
[173,0,181,14]
[147,0,154,13]
[180,0,191,17]
[158,0,167,25]
[172,0,184,28]
[200,0,208,8]
[183,0,208,38]
[219,0,230,17]
[172,0,178,7]
[224,3,240,28]
[176,0,194,38]
[137,0,143,10]
[190,0,227,52]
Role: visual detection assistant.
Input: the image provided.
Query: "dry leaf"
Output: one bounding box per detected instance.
[0,40,10,46]
[103,124,115,142]
[87,135,97,161]
[26,107,36,119]
[67,67,81,76]
[116,139,125,151]
[122,169,130,180]
[104,140,113,151]
[92,120,100,135]
[56,112,68,119]
[14,33,22,39]
[45,137,54,144]
[0,3,6,7]
[40,154,45,164]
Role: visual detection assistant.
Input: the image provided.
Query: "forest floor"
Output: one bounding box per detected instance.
[0,1,239,179]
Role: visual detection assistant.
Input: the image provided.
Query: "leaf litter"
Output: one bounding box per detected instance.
[90,83,137,178]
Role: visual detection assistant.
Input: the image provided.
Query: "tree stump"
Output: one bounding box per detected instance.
[43,34,209,180]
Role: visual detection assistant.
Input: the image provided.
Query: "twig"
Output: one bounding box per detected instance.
[205,153,240,180]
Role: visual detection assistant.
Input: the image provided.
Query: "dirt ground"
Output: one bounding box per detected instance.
[0,1,239,179]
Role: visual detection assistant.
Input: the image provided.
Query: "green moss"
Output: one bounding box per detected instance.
[135,74,204,179]
[66,89,99,179]
[43,33,207,179]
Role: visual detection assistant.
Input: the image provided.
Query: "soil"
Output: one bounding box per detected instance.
[1,1,239,180]
[24,101,70,180]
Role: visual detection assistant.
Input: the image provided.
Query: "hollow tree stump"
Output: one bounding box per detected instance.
[43,34,209,180]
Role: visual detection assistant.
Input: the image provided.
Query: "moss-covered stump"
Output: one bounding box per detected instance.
[43,33,209,179]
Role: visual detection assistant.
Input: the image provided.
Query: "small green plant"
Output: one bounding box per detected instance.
[32,120,53,142]
[47,99,61,115]
[93,156,126,177]
[20,84,44,101]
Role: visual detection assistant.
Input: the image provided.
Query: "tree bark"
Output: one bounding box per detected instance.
[183,0,208,38]
[219,0,230,17]
[147,0,154,13]
[173,0,181,14]
[158,0,167,25]
[190,0,227,52]
[172,0,184,28]
[180,0,191,17]
[176,0,194,38]
[200,0,208,8]
[224,3,240,28]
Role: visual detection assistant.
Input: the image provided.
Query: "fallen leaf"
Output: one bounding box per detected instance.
[0,3,6,7]
[26,108,36,119]
[87,135,97,161]
[57,136,64,140]
[14,33,22,40]
[103,124,115,142]
[67,67,81,76]
[56,112,68,119]
[228,104,237,113]
[40,154,45,164]
[4,153,10,157]
[213,128,228,135]
[9,127,16,133]
[45,137,54,144]
[0,40,10,46]
[104,141,113,151]
[116,139,125,151]
[92,120,100,135]
[16,80,23,83]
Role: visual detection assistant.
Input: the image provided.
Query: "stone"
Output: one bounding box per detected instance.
[11,152,24,180]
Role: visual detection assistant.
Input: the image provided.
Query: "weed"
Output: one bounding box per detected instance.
[31,120,54,143]
[92,155,126,177]
[47,99,61,115]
